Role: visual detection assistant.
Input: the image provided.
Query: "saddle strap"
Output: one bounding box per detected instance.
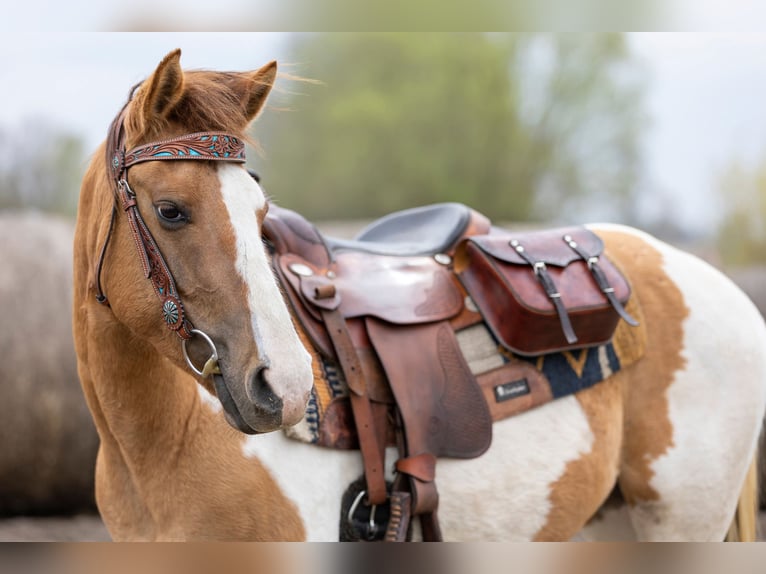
[510,239,578,344]
[562,234,639,327]
[319,307,388,505]
[384,492,412,542]
[394,453,442,540]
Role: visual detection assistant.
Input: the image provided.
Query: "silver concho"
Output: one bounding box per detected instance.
[162,298,180,325]
[289,262,314,277]
[434,253,452,266]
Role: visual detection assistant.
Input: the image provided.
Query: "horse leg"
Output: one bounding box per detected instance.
[600,227,766,541]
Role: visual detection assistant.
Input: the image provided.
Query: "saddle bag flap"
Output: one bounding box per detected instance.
[454,227,632,356]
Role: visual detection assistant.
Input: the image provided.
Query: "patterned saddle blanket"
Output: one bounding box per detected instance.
[286,297,646,448]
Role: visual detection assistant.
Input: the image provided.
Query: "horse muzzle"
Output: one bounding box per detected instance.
[210,365,311,434]
[185,329,311,433]
[211,371,280,433]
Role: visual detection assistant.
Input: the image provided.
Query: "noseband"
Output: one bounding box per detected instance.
[95,101,247,377]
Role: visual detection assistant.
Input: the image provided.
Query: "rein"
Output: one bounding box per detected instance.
[95,102,246,377]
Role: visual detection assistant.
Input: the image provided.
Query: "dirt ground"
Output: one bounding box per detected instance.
[0,514,110,542]
[0,512,765,542]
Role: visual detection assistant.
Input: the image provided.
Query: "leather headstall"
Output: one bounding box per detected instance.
[94,98,246,354]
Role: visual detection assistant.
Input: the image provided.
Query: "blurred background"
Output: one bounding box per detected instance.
[1,32,766,540]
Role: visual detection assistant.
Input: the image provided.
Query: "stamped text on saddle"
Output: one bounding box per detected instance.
[263,201,640,541]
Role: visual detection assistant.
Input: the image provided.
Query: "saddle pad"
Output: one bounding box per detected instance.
[284,295,646,447]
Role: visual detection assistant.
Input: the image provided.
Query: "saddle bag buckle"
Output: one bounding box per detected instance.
[512,239,576,344]
[563,234,639,327]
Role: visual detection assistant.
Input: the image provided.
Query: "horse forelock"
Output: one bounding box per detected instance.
[123,70,256,148]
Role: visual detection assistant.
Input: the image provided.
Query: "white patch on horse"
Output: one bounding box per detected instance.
[242,433,398,541]
[435,395,595,540]
[217,165,314,424]
[197,385,222,414]
[591,223,766,541]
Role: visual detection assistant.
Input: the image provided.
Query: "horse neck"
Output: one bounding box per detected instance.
[85,318,201,468]
[80,316,309,541]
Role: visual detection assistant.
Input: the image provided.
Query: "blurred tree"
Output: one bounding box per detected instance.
[0,121,86,217]
[716,161,766,266]
[253,33,645,223]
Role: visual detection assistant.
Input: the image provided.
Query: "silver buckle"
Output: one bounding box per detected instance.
[533,261,547,276]
[348,490,379,541]
[182,329,221,378]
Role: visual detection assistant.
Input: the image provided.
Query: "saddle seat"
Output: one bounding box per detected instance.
[326,202,480,256]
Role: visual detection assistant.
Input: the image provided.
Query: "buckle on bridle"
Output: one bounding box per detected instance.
[182,329,221,378]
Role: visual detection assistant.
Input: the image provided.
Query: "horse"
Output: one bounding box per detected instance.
[73,49,766,541]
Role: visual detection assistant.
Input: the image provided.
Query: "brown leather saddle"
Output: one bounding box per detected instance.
[262,202,637,541]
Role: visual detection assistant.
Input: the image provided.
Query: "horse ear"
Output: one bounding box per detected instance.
[140,49,185,122]
[243,61,277,122]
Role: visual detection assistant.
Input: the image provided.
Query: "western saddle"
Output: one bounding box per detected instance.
[262,201,637,542]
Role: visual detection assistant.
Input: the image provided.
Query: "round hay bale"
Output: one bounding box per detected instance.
[0,211,98,515]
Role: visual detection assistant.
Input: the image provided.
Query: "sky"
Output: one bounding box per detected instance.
[629,33,766,233]
[1,32,766,237]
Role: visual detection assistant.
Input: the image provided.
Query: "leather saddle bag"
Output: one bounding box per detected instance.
[454,226,637,356]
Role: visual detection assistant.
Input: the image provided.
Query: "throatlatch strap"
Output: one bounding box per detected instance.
[510,239,578,345]
[562,234,639,327]
[94,205,117,305]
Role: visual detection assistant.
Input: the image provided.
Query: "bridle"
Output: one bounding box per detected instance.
[95,99,247,378]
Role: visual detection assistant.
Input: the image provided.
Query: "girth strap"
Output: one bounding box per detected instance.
[562,234,639,327]
[510,238,578,345]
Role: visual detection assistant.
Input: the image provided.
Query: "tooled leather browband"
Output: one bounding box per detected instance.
[120,132,246,173]
[96,99,247,341]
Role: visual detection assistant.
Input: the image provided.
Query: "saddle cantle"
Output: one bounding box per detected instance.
[262,202,641,541]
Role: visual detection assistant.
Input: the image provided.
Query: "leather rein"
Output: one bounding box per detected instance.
[94,101,247,377]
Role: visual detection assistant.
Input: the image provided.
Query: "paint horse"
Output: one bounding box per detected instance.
[73,49,766,541]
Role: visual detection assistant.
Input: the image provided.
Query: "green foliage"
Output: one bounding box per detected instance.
[717,162,766,266]
[0,122,86,217]
[252,33,645,223]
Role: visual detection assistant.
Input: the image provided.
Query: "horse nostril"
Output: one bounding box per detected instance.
[247,365,283,426]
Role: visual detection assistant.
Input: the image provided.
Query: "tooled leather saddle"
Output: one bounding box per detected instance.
[262,201,638,542]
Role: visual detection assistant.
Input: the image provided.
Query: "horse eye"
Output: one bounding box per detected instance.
[156,202,187,224]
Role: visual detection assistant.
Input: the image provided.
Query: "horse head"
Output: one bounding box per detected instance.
[93,49,313,434]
